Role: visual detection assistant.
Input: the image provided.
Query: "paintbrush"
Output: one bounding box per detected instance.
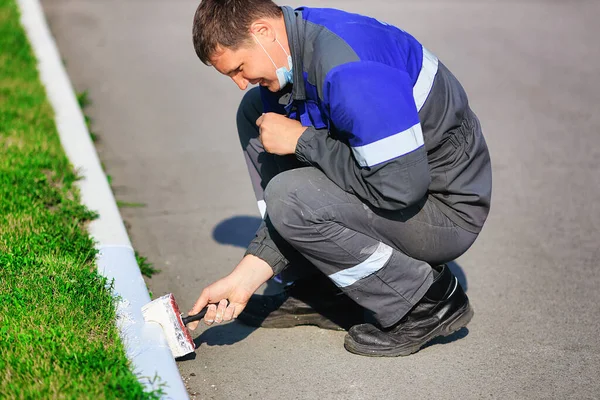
[142,294,206,358]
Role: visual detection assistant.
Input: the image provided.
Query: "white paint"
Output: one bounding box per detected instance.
[16,0,189,397]
[142,294,195,359]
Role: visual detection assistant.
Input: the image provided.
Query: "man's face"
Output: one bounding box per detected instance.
[210,39,281,92]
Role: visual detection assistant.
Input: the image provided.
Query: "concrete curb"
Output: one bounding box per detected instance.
[17,0,189,398]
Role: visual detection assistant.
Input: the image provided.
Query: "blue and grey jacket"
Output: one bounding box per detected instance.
[247,6,492,273]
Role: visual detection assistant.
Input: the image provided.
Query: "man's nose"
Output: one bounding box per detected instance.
[232,76,248,91]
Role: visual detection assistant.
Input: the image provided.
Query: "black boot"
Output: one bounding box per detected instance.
[237,275,364,331]
[344,264,473,356]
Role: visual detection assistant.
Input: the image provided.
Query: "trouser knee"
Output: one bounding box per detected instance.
[264,168,321,239]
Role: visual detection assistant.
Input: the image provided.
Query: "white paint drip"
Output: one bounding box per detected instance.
[115,297,135,329]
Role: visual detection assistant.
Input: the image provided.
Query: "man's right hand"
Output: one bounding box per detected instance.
[187,254,274,330]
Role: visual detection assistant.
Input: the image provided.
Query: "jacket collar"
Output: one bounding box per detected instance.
[281,6,306,101]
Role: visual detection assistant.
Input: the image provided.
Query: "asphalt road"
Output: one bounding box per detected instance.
[41,1,600,399]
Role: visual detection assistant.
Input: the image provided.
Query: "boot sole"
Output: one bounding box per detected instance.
[344,303,474,357]
[237,312,346,331]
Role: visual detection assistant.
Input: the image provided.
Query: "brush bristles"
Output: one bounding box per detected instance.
[142,294,195,358]
[169,295,195,348]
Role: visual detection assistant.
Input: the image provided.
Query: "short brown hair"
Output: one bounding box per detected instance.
[192,0,283,65]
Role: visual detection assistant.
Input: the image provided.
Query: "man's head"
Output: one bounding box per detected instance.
[192,0,290,92]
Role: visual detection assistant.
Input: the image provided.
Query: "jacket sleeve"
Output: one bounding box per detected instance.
[244,218,289,274]
[295,61,430,210]
[245,212,310,275]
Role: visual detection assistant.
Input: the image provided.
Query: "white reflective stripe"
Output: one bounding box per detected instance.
[414,46,439,112]
[448,277,458,297]
[351,123,424,167]
[257,200,267,218]
[329,242,393,288]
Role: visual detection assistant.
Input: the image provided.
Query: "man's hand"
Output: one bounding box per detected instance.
[187,255,274,330]
[256,112,307,155]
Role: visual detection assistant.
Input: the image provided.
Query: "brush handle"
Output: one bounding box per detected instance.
[182,308,208,326]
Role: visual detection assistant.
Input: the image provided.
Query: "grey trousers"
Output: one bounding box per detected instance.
[237,88,478,327]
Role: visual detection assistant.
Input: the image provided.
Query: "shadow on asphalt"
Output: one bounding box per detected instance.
[212,215,284,295]
[421,328,470,351]
[176,323,259,363]
[175,352,197,362]
[212,215,262,248]
[194,322,257,347]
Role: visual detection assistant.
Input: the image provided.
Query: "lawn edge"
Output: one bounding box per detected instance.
[15,0,189,398]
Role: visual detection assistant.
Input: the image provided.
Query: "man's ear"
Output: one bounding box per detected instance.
[250,20,276,41]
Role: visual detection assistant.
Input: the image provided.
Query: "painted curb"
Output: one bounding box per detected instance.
[17,0,189,398]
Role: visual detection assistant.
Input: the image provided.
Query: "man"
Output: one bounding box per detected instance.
[188,0,492,357]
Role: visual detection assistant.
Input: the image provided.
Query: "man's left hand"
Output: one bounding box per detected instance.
[256,112,307,156]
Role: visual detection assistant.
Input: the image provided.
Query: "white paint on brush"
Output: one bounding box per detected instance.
[142,294,195,359]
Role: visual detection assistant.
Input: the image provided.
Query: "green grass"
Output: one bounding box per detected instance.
[0,0,162,398]
[117,201,147,209]
[135,252,160,279]
[76,90,98,143]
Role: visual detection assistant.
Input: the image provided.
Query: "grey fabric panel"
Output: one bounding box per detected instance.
[263,167,430,326]
[420,62,492,232]
[295,59,492,232]
[419,62,469,149]
[237,87,304,274]
[244,218,289,274]
[296,126,431,210]
[263,167,477,326]
[282,6,307,101]
[302,21,360,100]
